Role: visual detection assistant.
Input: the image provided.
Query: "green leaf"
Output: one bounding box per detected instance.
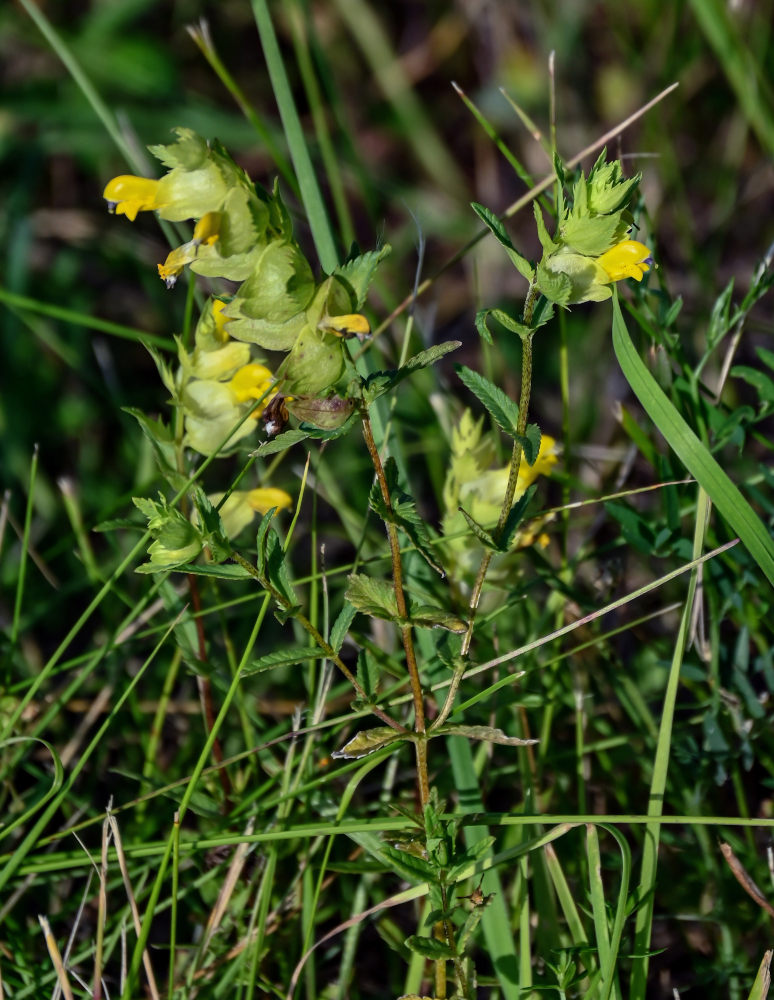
[123,408,184,487]
[458,505,499,551]
[499,484,538,551]
[242,646,321,675]
[474,309,494,344]
[745,950,772,1000]
[612,292,774,588]
[369,458,446,576]
[456,903,487,955]
[330,600,357,655]
[520,423,542,466]
[252,0,338,272]
[297,416,357,440]
[436,725,538,747]
[404,935,456,961]
[363,341,462,404]
[256,513,297,606]
[471,202,534,282]
[455,365,521,438]
[173,563,254,580]
[531,295,555,331]
[251,428,310,457]
[410,606,468,633]
[345,573,400,622]
[476,308,532,341]
[731,365,774,404]
[707,277,735,350]
[333,245,392,309]
[757,346,774,373]
[377,845,437,883]
[356,648,381,699]
[331,727,407,760]
[533,200,558,253]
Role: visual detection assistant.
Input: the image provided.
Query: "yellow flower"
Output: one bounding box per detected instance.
[317,313,371,340]
[598,240,652,283]
[157,213,223,288]
[158,244,195,288]
[211,299,230,342]
[192,211,221,246]
[207,488,292,537]
[103,175,163,222]
[228,363,276,417]
[462,434,559,524]
[246,487,293,515]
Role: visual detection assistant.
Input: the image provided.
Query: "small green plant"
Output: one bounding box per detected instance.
[100,130,661,998]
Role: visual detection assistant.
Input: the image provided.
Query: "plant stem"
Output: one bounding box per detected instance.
[437,291,536,726]
[230,550,405,733]
[360,410,430,807]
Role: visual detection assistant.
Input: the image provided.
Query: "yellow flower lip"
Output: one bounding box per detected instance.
[211,299,231,342]
[246,487,293,515]
[317,313,371,340]
[102,175,162,222]
[598,239,652,283]
[192,211,221,246]
[229,363,276,417]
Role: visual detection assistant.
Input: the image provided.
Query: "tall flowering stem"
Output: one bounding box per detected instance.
[462,304,535,661]
[360,409,430,808]
[433,286,537,734]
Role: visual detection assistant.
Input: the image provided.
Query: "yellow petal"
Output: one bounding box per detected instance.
[157,242,198,288]
[228,363,276,415]
[246,487,293,515]
[211,299,231,342]
[318,313,371,339]
[193,211,221,246]
[598,240,652,283]
[103,175,161,222]
[516,434,559,494]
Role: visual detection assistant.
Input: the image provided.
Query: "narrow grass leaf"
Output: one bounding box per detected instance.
[629,489,708,999]
[747,951,772,1000]
[252,0,338,272]
[612,292,774,587]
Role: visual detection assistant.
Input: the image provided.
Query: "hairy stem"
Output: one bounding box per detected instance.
[435,290,536,727]
[360,410,430,806]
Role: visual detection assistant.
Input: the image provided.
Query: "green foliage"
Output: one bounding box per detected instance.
[455,364,523,439]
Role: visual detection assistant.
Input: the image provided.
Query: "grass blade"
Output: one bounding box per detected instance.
[611,291,774,588]
[629,489,708,998]
[251,0,339,273]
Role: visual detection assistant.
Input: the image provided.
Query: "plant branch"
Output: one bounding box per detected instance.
[230,550,406,733]
[360,409,430,807]
[435,292,536,726]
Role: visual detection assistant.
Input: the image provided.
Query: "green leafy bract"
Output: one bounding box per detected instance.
[455,365,522,439]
